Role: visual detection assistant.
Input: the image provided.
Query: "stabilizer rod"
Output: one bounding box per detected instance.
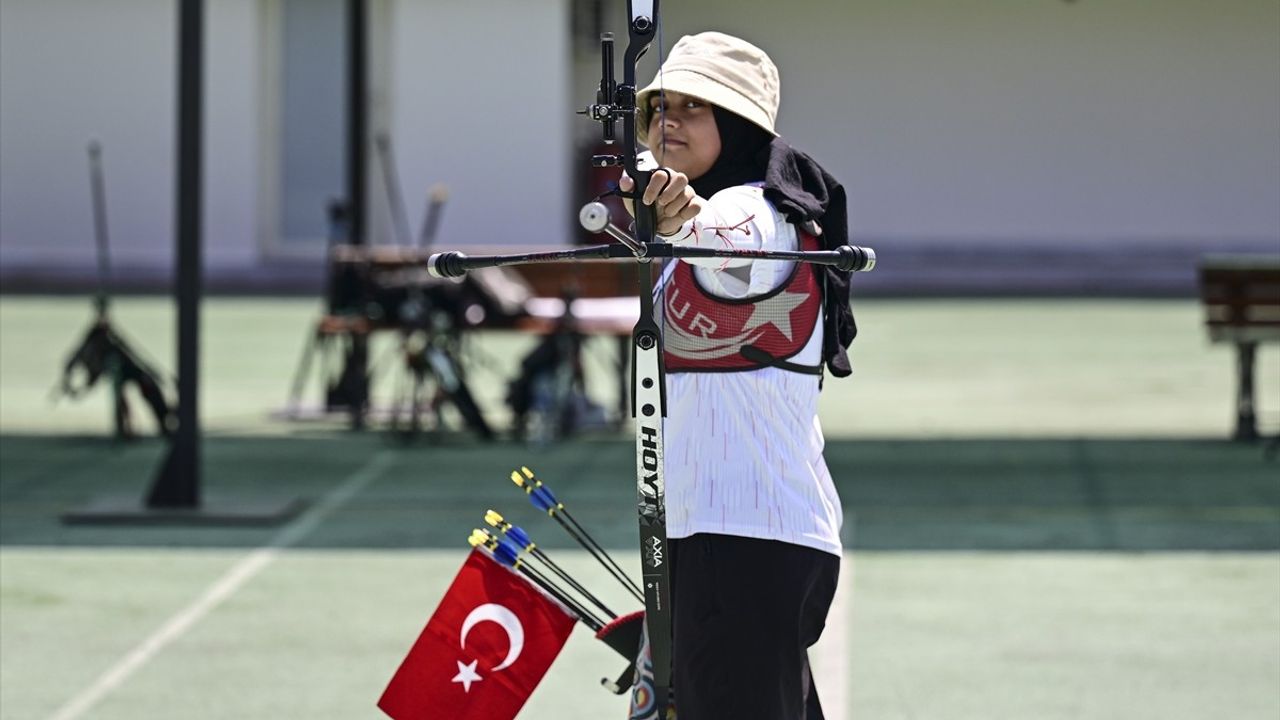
[426,242,875,279]
[427,244,629,278]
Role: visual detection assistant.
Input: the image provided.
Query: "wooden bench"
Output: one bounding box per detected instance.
[1198,255,1280,440]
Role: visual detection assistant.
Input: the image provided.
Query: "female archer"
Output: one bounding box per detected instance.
[620,31,857,720]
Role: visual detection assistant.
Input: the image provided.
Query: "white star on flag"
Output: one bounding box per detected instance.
[741,291,808,341]
[451,659,482,692]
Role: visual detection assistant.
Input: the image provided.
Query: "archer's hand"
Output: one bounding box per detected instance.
[619,169,704,237]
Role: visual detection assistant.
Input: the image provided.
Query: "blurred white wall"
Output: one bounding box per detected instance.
[1,0,1276,289]
[0,0,263,274]
[383,0,571,248]
[0,0,572,282]
[648,0,1280,242]
[1,0,175,270]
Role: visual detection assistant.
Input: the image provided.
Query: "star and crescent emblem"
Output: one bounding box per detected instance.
[451,603,525,693]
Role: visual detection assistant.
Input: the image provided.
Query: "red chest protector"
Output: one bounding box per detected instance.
[662,229,823,375]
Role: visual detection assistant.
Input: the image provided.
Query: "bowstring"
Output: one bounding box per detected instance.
[656,15,666,169]
[653,12,669,337]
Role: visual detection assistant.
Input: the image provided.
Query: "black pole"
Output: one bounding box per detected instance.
[147,0,203,508]
[346,0,367,245]
[333,0,371,428]
[87,142,112,316]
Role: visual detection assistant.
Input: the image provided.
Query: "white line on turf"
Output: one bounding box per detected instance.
[44,451,394,720]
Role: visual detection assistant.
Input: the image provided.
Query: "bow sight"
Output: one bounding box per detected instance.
[580,1,660,248]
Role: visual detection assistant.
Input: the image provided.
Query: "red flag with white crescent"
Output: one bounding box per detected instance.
[378,549,577,720]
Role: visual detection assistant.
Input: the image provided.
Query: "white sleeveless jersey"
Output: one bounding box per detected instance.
[659,185,842,557]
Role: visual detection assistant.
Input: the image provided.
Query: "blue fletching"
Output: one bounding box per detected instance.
[537,483,560,506]
[492,542,520,568]
[506,524,532,550]
[529,487,556,513]
[496,538,528,565]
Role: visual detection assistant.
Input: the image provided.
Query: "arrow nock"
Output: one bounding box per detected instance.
[485,509,507,528]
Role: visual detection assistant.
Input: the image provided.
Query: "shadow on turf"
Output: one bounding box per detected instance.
[1,433,1276,551]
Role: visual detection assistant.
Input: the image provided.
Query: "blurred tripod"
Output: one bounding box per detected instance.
[285,133,494,440]
[505,288,606,444]
[54,142,175,439]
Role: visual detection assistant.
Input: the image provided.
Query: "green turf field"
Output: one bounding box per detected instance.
[1,296,1277,719]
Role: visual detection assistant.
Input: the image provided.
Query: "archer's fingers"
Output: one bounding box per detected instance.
[656,195,703,236]
[656,172,689,207]
[658,186,696,223]
[642,169,676,206]
[675,195,703,224]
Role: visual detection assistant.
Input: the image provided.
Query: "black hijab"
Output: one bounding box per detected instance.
[676,106,858,377]
[686,107,773,198]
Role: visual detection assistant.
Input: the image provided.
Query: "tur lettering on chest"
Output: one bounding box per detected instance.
[665,287,718,338]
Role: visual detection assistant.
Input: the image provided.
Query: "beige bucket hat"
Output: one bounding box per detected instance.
[636,31,780,147]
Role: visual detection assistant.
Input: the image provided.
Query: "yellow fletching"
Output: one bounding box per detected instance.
[484,510,503,526]
[510,471,525,487]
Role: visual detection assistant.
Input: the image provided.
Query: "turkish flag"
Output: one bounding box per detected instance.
[378,549,577,720]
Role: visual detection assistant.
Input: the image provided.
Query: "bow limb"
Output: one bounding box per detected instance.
[620,1,659,248]
[602,2,672,716]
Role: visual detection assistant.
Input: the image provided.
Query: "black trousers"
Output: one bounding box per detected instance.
[669,533,841,720]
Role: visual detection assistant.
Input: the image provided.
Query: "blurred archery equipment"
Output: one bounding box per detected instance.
[282,134,636,442]
[373,132,493,440]
[282,134,521,438]
[505,285,611,444]
[53,141,175,440]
